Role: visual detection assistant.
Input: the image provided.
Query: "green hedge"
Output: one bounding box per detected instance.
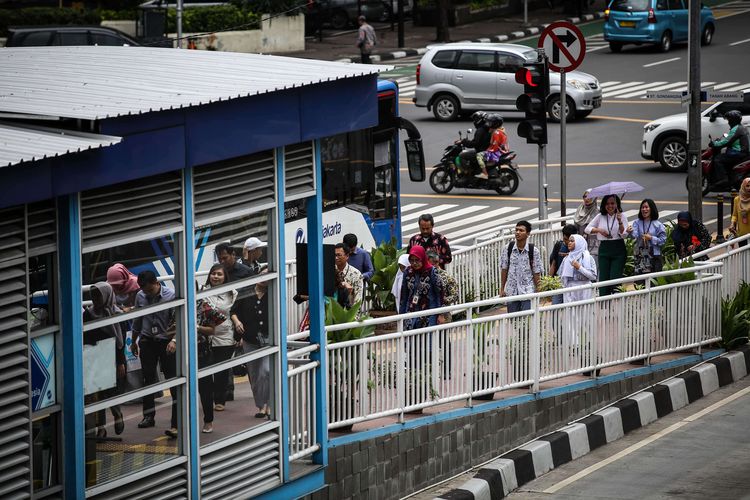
[165,5,260,34]
[0,7,102,37]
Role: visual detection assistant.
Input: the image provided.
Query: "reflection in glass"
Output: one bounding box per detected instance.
[32,414,58,491]
[194,209,272,279]
[28,253,56,330]
[84,388,181,488]
[198,354,275,446]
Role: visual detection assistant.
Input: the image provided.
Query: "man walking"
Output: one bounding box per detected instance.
[335,243,363,306]
[131,271,178,437]
[407,213,452,269]
[343,233,374,281]
[357,15,376,64]
[216,242,253,281]
[500,221,542,312]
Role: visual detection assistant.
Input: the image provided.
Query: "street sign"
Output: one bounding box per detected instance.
[645,91,684,99]
[707,90,744,102]
[538,22,586,73]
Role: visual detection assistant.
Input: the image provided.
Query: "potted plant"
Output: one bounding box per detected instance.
[366,238,405,333]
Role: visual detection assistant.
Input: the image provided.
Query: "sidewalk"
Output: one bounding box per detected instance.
[278,3,607,63]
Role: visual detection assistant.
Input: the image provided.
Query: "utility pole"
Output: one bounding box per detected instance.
[686,0,702,218]
[398,0,404,48]
[176,0,183,48]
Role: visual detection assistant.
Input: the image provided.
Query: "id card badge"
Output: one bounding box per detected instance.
[411,294,419,305]
[151,326,158,335]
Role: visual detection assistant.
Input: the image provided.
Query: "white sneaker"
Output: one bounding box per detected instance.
[475,173,488,179]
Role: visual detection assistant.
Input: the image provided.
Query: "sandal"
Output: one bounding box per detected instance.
[254,412,266,418]
[165,428,178,438]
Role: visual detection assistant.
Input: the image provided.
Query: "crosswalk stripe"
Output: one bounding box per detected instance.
[432,206,520,232]
[604,82,668,97]
[401,204,458,222]
[600,81,645,93]
[721,83,750,91]
[401,203,428,214]
[449,207,541,240]
[599,81,623,88]
[710,82,741,90]
[401,205,489,233]
[617,81,686,98]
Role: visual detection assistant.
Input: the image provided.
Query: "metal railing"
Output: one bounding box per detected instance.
[691,232,750,298]
[323,263,724,430]
[287,343,320,462]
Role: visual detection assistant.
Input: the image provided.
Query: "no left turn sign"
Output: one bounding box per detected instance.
[538,21,586,73]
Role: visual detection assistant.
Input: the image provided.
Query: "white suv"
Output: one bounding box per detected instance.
[642,93,750,172]
[413,42,602,122]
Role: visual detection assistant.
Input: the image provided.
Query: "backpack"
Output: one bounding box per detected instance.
[506,241,535,270]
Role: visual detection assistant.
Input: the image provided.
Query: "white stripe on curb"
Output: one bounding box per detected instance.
[462,478,492,500]
[519,440,554,478]
[597,407,624,443]
[726,351,748,381]
[662,377,689,411]
[561,423,590,459]
[487,458,518,495]
[693,363,720,396]
[630,392,658,426]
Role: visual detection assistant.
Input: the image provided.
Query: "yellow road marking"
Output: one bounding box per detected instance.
[589,115,651,124]
[402,192,718,207]
[543,385,750,493]
[400,160,654,172]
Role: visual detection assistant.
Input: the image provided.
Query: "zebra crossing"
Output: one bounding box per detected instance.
[399,202,682,243]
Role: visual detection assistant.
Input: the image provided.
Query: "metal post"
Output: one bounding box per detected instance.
[686,0,702,218]
[523,0,529,26]
[176,0,183,48]
[397,0,405,48]
[538,145,548,220]
[715,194,726,243]
[560,69,567,218]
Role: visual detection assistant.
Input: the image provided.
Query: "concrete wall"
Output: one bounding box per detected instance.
[101,20,137,37]
[174,13,304,53]
[305,365,694,500]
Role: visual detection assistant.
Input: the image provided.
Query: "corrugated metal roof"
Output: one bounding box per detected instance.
[0,46,390,121]
[0,122,121,168]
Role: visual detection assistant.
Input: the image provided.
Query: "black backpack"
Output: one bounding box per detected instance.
[506,241,535,270]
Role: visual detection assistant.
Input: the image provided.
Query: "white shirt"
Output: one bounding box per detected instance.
[585,212,629,241]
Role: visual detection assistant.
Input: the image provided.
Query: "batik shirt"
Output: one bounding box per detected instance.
[340,263,363,307]
[408,232,452,268]
[500,242,542,296]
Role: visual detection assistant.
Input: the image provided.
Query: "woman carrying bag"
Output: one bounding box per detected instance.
[585,194,628,296]
[627,198,667,275]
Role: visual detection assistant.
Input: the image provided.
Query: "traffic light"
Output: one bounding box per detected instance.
[515,61,549,145]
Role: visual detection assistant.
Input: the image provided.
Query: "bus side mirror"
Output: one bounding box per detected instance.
[404,138,425,182]
[709,109,719,122]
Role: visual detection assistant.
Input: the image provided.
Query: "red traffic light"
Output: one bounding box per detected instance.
[515,67,541,87]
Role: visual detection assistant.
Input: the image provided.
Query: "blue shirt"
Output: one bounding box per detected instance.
[629,219,667,256]
[132,284,176,341]
[347,247,374,281]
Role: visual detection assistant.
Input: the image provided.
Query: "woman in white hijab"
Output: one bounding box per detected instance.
[391,253,411,310]
[560,234,598,303]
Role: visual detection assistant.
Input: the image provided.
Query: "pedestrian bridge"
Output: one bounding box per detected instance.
[286,230,750,499]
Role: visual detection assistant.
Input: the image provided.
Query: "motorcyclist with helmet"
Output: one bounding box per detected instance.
[457,111,492,178]
[709,110,749,190]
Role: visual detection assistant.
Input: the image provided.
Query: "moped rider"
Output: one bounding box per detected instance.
[456,111,491,177]
[477,114,509,179]
[709,110,749,191]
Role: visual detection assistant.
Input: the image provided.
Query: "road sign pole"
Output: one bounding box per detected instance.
[539,144,547,220]
[687,0,702,219]
[560,69,567,219]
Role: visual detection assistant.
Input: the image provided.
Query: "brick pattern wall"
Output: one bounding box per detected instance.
[306,368,684,500]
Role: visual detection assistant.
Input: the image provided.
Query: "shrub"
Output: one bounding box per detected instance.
[165,5,259,33]
[720,282,750,349]
[0,7,102,37]
[366,238,404,312]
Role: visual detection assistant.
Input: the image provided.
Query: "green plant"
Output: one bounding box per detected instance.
[650,256,696,286]
[366,238,405,311]
[720,282,750,349]
[97,9,137,21]
[165,5,260,33]
[325,300,375,344]
[539,275,562,292]
[0,7,102,37]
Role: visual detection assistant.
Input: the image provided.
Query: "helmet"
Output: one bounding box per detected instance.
[486,113,504,128]
[471,111,487,127]
[724,110,742,127]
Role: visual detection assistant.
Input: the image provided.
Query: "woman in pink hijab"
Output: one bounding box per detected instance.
[106,263,140,311]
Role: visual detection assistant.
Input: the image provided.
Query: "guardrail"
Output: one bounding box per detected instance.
[287,343,320,462]
[323,263,723,430]
[691,232,750,298]
[450,215,574,248]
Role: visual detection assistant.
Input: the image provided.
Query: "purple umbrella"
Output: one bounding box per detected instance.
[587,181,644,199]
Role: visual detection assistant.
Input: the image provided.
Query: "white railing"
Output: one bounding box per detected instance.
[287,343,320,462]
[451,224,567,303]
[450,215,574,248]
[692,232,750,298]
[324,263,723,430]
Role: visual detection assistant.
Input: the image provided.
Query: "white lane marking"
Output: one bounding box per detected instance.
[710,82,740,90]
[599,81,647,94]
[598,81,623,88]
[721,83,750,91]
[400,203,428,213]
[643,57,681,68]
[617,81,687,99]
[401,205,489,232]
[401,204,458,221]
[448,207,541,239]
[435,206,521,232]
[604,82,668,98]
[729,37,750,46]
[543,385,750,494]
[587,45,611,53]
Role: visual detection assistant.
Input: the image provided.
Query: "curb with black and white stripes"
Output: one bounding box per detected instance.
[336,12,606,64]
[434,346,750,500]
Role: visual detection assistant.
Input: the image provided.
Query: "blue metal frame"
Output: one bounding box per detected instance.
[307,139,328,467]
[275,147,291,481]
[183,168,200,497]
[58,194,85,498]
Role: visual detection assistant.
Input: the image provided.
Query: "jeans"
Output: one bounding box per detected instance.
[139,337,177,428]
[507,300,531,313]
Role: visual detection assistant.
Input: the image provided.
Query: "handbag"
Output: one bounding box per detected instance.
[633,242,653,275]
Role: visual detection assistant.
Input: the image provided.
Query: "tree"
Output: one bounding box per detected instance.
[435,0,450,43]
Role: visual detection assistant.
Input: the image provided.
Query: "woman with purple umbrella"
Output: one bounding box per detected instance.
[585,194,628,296]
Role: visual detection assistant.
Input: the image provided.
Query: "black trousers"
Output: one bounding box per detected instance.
[211,345,235,405]
[198,353,214,423]
[139,337,177,428]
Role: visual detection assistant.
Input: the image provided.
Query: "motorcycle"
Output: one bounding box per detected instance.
[685,141,750,196]
[429,130,522,195]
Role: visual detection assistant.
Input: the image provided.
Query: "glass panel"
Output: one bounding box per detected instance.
[611,0,649,11]
[29,253,56,330]
[455,51,495,72]
[431,49,457,69]
[30,333,57,411]
[56,31,88,46]
[81,233,179,302]
[194,209,273,279]
[32,413,59,492]
[91,33,125,46]
[198,352,276,445]
[84,387,182,488]
[19,31,52,46]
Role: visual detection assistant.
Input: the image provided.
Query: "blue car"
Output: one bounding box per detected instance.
[603,0,715,52]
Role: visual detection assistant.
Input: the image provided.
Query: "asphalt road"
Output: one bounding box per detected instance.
[389,4,750,242]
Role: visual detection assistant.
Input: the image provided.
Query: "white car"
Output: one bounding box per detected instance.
[642,93,750,172]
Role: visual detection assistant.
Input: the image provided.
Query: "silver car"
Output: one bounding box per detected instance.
[414,43,603,122]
